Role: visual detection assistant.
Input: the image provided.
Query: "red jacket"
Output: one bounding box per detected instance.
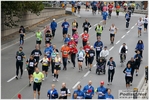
[83,45,91,54]
[108,4,113,11]
[68,40,76,48]
[70,47,78,54]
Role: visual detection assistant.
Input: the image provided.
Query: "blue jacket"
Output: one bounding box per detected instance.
[125,13,130,19]
[94,41,103,52]
[104,93,114,99]
[96,86,107,99]
[44,46,53,58]
[72,90,85,99]
[135,43,144,50]
[64,37,71,43]
[102,12,108,17]
[47,89,58,99]
[62,22,69,31]
[83,85,94,98]
[50,21,57,30]
[107,61,116,70]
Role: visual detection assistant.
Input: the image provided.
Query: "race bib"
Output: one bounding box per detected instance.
[34,78,39,82]
[98,92,103,96]
[64,51,67,55]
[17,56,21,60]
[61,91,66,96]
[35,52,39,56]
[96,47,100,51]
[46,37,49,41]
[79,56,83,60]
[46,52,49,56]
[109,66,113,70]
[126,72,131,77]
[37,38,40,41]
[85,24,88,27]
[77,96,82,99]
[90,53,94,57]
[64,25,68,28]
[29,62,34,67]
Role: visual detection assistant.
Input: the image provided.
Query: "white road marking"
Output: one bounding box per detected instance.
[109,46,114,51]
[121,35,125,39]
[93,64,96,67]
[72,81,80,89]
[89,27,92,30]
[7,76,16,82]
[84,71,90,77]
[116,40,120,44]
[127,31,130,34]
[2,17,75,51]
[131,26,134,29]
[94,24,98,26]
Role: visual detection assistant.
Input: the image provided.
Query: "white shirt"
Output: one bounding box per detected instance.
[137,20,144,28]
[110,26,116,34]
[119,45,128,53]
[100,49,109,58]
[144,17,148,24]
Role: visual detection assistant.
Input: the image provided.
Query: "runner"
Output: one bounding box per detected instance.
[94,37,103,61]
[131,2,135,14]
[143,15,148,33]
[61,19,70,39]
[47,84,59,99]
[125,11,130,29]
[97,1,100,14]
[44,26,51,46]
[53,53,62,82]
[88,46,95,71]
[137,17,144,37]
[102,11,108,27]
[83,41,91,69]
[123,2,127,13]
[50,19,57,38]
[100,46,109,63]
[68,38,77,63]
[86,1,90,11]
[70,44,78,68]
[59,83,71,99]
[40,54,49,80]
[72,84,85,99]
[102,4,108,12]
[77,1,81,14]
[33,67,44,99]
[72,19,78,36]
[82,19,91,33]
[81,30,89,47]
[31,45,42,67]
[51,49,58,76]
[108,2,113,19]
[64,34,71,43]
[83,80,94,99]
[19,26,25,46]
[45,30,52,45]
[91,1,97,15]
[119,43,128,63]
[123,63,133,89]
[16,47,26,79]
[77,46,85,72]
[95,24,103,38]
[127,57,135,86]
[36,30,43,49]
[116,4,120,17]
[44,43,53,68]
[72,31,79,44]
[134,50,142,76]
[135,40,144,59]
[95,81,107,99]
[61,42,70,70]
[107,57,116,85]
[100,1,104,15]
[109,24,117,44]
[104,88,114,99]
[26,55,37,86]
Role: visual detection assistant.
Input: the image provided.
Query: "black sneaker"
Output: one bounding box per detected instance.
[89,69,91,71]
[29,83,31,86]
[68,60,70,63]
[16,76,18,80]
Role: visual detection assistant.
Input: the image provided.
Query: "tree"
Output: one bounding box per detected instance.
[2,1,44,27]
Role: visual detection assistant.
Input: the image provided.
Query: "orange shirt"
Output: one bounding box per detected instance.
[61,45,70,58]
[116,5,120,9]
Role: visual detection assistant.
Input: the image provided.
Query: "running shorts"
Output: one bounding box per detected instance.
[63,30,68,35]
[28,67,34,75]
[103,17,107,20]
[88,58,94,64]
[33,82,42,91]
[78,59,83,62]
[110,33,115,38]
[77,6,81,10]
[42,66,49,72]
[36,40,41,45]
[125,76,132,84]
[97,33,101,37]
[54,65,61,70]
[138,27,142,30]
[144,23,148,29]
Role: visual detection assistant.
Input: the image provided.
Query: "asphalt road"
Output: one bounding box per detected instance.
[1,9,148,99]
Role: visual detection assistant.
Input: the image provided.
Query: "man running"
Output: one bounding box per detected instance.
[45,30,53,45]
[116,4,120,17]
[119,43,128,63]
[125,11,130,29]
[143,15,148,33]
[104,88,114,99]
[88,46,95,71]
[137,17,144,37]
[83,80,94,99]
[70,44,78,68]
[82,19,91,33]
[33,67,44,99]
[72,19,78,36]
[31,45,42,67]
[50,19,57,38]
[108,3,113,18]
[72,84,85,99]
[81,30,89,47]
[36,30,43,49]
[61,42,70,70]
[59,83,71,99]
[16,47,26,79]
[102,11,108,27]
[61,19,70,39]
[95,24,103,38]
[26,55,37,86]
[47,84,59,99]
[94,37,103,61]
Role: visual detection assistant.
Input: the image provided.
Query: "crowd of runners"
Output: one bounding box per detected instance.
[16,1,148,99]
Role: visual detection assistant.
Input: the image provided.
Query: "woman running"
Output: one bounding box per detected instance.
[51,49,58,76]
[70,45,78,68]
[109,24,117,44]
[88,46,95,71]
[72,19,78,36]
[53,53,62,82]
[143,15,148,33]
[135,40,144,59]
[72,31,79,44]
[77,46,85,72]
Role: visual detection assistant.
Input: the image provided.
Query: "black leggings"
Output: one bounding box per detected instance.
[20,35,24,45]
[71,53,76,67]
[85,55,89,66]
[82,41,87,47]
[16,61,23,76]
[125,76,132,84]
[130,69,134,83]
[138,50,143,58]
[126,18,130,28]
[51,60,55,74]
[52,29,56,37]
[96,51,101,60]
[108,69,115,82]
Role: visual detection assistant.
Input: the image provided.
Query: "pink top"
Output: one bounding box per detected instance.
[44,26,51,34]
[103,6,108,12]
[73,33,79,42]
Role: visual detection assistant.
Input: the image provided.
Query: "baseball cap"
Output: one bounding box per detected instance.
[53,19,55,21]
[100,81,104,84]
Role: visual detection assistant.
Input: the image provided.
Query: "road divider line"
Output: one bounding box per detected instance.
[2,17,76,51]
[94,24,98,26]
[7,76,16,82]
[131,26,134,29]
[127,31,130,34]
[72,81,80,89]
[121,35,125,39]
[116,40,120,44]
[109,46,114,51]
[84,71,90,77]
